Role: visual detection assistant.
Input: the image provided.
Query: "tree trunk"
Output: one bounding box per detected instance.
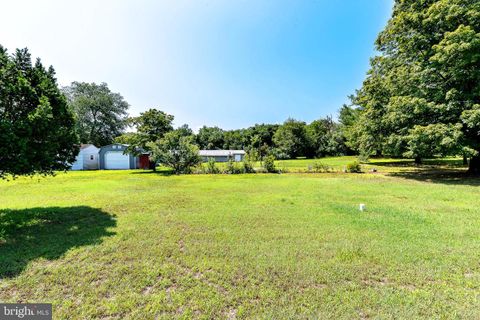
[414,157,422,164]
[463,154,468,165]
[468,155,480,175]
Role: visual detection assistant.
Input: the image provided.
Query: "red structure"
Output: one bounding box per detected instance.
[138,154,150,169]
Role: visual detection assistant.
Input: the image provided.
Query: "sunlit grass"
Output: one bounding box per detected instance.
[0,158,478,318]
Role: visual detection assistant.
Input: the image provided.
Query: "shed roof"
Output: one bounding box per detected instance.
[80,144,99,151]
[199,150,245,157]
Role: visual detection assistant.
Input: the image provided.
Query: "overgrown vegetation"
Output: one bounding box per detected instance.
[346,161,362,173]
[262,155,277,173]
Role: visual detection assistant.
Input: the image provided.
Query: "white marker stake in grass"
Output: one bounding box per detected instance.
[359,204,366,212]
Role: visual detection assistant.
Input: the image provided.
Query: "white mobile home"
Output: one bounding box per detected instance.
[199,150,245,162]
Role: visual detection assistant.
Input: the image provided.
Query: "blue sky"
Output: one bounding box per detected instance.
[1,0,393,130]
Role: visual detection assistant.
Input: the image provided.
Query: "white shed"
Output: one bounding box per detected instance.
[71,144,100,170]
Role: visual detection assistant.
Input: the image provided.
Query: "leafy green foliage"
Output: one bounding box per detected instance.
[148,130,201,174]
[307,116,347,157]
[350,0,480,172]
[116,108,175,155]
[346,161,362,173]
[205,158,220,174]
[0,46,78,178]
[312,162,332,173]
[196,126,225,150]
[224,159,242,174]
[263,155,277,173]
[273,118,310,159]
[242,155,255,173]
[63,82,129,146]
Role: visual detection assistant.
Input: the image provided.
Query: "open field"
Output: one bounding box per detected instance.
[1,158,479,319]
[196,156,467,175]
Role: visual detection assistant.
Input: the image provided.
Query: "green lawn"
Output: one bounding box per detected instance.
[197,155,466,174]
[1,159,479,319]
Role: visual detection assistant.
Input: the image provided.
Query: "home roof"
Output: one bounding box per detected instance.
[80,144,98,150]
[199,150,245,157]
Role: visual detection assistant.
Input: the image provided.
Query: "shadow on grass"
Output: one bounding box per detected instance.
[0,206,116,278]
[369,158,466,168]
[385,169,480,186]
[364,158,480,185]
[131,169,175,176]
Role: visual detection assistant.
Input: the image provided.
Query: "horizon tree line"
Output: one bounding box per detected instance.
[2,0,479,176]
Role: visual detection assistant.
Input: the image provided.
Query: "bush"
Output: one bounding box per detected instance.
[147,131,201,174]
[242,158,255,173]
[263,155,277,173]
[224,159,243,174]
[206,158,220,174]
[312,162,331,173]
[346,161,362,173]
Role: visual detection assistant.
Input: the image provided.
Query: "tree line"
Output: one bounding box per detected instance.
[1,0,479,176]
[339,0,480,173]
[61,81,352,163]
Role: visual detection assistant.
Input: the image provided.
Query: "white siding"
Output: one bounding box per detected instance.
[71,154,83,170]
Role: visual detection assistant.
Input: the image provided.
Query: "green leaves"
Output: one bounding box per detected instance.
[0,46,79,178]
[404,123,463,159]
[149,130,201,174]
[63,82,129,146]
[350,0,480,166]
[273,118,310,159]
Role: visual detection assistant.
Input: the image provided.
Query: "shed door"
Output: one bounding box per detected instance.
[105,151,129,169]
[234,154,242,162]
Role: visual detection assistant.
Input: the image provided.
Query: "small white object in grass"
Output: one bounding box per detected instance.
[359,204,366,211]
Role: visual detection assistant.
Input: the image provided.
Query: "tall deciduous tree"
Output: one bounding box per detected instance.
[352,0,480,172]
[307,116,347,157]
[196,126,225,149]
[0,46,78,178]
[273,118,311,159]
[64,82,129,146]
[115,108,174,155]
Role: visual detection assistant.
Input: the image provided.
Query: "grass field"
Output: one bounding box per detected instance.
[196,156,466,174]
[1,158,479,319]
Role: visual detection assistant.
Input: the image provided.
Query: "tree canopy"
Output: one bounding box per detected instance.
[350,0,480,171]
[273,118,311,159]
[115,108,174,155]
[64,82,129,146]
[148,129,201,174]
[0,46,78,178]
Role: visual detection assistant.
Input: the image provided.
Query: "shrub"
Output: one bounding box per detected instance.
[312,162,331,173]
[148,131,201,174]
[242,158,255,173]
[206,158,220,174]
[263,155,277,173]
[346,161,362,173]
[225,159,242,174]
[246,149,260,162]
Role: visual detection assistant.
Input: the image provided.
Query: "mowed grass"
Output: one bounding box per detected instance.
[199,155,466,174]
[1,160,479,319]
